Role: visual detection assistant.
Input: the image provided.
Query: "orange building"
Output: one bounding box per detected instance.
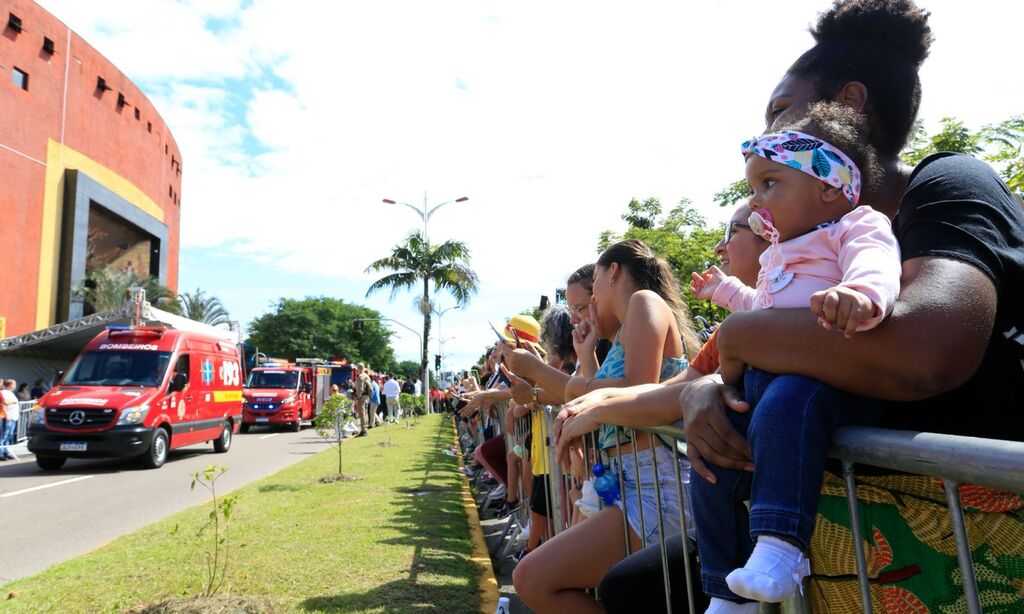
[0,0,181,339]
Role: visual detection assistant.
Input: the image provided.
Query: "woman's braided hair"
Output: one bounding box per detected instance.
[597,239,701,360]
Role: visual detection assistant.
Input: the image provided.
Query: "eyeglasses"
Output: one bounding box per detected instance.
[724,221,753,244]
[568,301,591,317]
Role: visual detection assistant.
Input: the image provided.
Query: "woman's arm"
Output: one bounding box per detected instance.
[718,256,996,401]
[564,291,672,399]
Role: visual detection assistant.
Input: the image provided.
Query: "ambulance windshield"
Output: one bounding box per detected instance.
[64,350,173,387]
[245,370,299,389]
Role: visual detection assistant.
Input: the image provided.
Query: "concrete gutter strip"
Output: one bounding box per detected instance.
[452,420,500,614]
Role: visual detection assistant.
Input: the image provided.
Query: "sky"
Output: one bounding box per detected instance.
[39,0,1024,371]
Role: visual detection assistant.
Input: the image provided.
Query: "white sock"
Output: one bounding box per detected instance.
[705,597,759,614]
[725,535,811,603]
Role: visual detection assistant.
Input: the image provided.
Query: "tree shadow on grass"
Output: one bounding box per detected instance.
[299,417,480,613]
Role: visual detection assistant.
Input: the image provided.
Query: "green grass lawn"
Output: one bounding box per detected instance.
[2,414,481,613]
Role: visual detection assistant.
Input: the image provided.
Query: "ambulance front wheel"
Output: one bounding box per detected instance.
[141,428,169,469]
[36,455,66,470]
[214,421,233,453]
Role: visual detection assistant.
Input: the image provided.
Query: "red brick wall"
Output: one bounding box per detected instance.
[0,0,181,335]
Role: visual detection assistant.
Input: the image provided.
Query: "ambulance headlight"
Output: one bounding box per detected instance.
[117,404,150,425]
[280,395,297,405]
[30,405,45,425]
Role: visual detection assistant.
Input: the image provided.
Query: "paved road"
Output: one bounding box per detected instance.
[0,425,331,584]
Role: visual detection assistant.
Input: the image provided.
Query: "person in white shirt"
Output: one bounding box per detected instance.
[413,376,422,396]
[1,379,20,461]
[382,374,401,423]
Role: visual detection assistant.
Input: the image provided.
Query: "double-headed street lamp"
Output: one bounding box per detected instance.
[381,193,469,404]
[382,193,469,244]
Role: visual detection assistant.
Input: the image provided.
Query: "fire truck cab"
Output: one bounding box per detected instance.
[26,325,244,470]
[241,359,331,433]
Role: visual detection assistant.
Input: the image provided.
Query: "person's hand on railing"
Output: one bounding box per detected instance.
[567,439,587,481]
[553,404,600,470]
[679,375,754,484]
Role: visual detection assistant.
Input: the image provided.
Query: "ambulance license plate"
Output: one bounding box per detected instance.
[255,417,269,423]
[60,442,87,452]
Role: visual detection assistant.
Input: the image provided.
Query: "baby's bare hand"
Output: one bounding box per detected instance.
[810,287,877,337]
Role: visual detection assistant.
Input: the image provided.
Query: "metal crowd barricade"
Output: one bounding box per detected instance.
[16,400,35,443]
[534,407,1024,614]
[489,402,536,564]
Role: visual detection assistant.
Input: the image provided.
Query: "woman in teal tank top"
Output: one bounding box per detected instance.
[514,239,703,613]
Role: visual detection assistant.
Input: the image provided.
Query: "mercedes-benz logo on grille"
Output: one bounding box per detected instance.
[69,410,87,425]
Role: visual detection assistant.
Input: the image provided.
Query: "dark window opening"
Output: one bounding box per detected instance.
[42,37,55,55]
[96,76,111,92]
[7,13,22,33]
[117,92,127,108]
[165,144,168,155]
[147,121,152,133]
[12,66,28,91]
[169,185,173,198]
[134,108,140,120]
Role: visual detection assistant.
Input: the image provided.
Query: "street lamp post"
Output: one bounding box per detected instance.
[354,317,428,408]
[381,193,469,409]
[434,304,460,370]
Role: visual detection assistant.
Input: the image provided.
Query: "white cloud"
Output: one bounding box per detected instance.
[37,0,1024,367]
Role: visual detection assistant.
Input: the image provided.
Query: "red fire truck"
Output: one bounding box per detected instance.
[240,359,332,432]
[26,325,244,470]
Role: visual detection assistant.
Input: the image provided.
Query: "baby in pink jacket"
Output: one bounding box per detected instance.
[687,103,902,613]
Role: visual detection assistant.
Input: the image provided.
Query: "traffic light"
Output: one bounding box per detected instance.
[353,319,363,331]
[435,354,442,370]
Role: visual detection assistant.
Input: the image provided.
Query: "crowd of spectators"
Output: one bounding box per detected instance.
[448,1,1024,612]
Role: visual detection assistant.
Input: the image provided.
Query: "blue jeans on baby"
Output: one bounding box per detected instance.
[690,368,880,602]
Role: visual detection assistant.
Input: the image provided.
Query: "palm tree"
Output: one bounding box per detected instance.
[79,267,180,314]
[365,231,479,377]
[180,289,231,327]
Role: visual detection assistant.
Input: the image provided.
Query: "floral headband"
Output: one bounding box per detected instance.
[741,131,861,206]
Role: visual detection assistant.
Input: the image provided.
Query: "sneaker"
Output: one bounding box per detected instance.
[487,484,508,500]
[459,466,476,477]
[496,499,519,517]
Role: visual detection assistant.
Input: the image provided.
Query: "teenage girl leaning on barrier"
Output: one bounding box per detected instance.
[512,239,702,614]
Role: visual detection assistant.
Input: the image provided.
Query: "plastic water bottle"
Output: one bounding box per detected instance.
[512,444,524,458]
[592,463,620,505]
[495,596,510,614]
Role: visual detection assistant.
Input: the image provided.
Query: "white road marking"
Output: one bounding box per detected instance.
[258,433,279,440]
[1,475,95,498]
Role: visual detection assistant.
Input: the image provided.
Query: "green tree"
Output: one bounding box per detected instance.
[902,117,983,166]
[902,115,1024,197]
[713,178,753,208]
[179,288,231,327]
[365,231,479,382]
[246,297,396,370]
[78,266,180,314]
[980,115,1024,194]
[313,393,356,474]
[599,197,729,323]
[394,360,420,380]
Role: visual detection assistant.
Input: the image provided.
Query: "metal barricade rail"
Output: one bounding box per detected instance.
[16,400,35,443]
[531,407,1024,614]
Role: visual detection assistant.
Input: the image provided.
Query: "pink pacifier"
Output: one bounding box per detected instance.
[748,209,776,240]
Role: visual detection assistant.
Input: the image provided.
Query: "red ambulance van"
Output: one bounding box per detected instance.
[26,325,243,470]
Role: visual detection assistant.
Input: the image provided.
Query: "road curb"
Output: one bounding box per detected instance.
[451,419,500,614]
